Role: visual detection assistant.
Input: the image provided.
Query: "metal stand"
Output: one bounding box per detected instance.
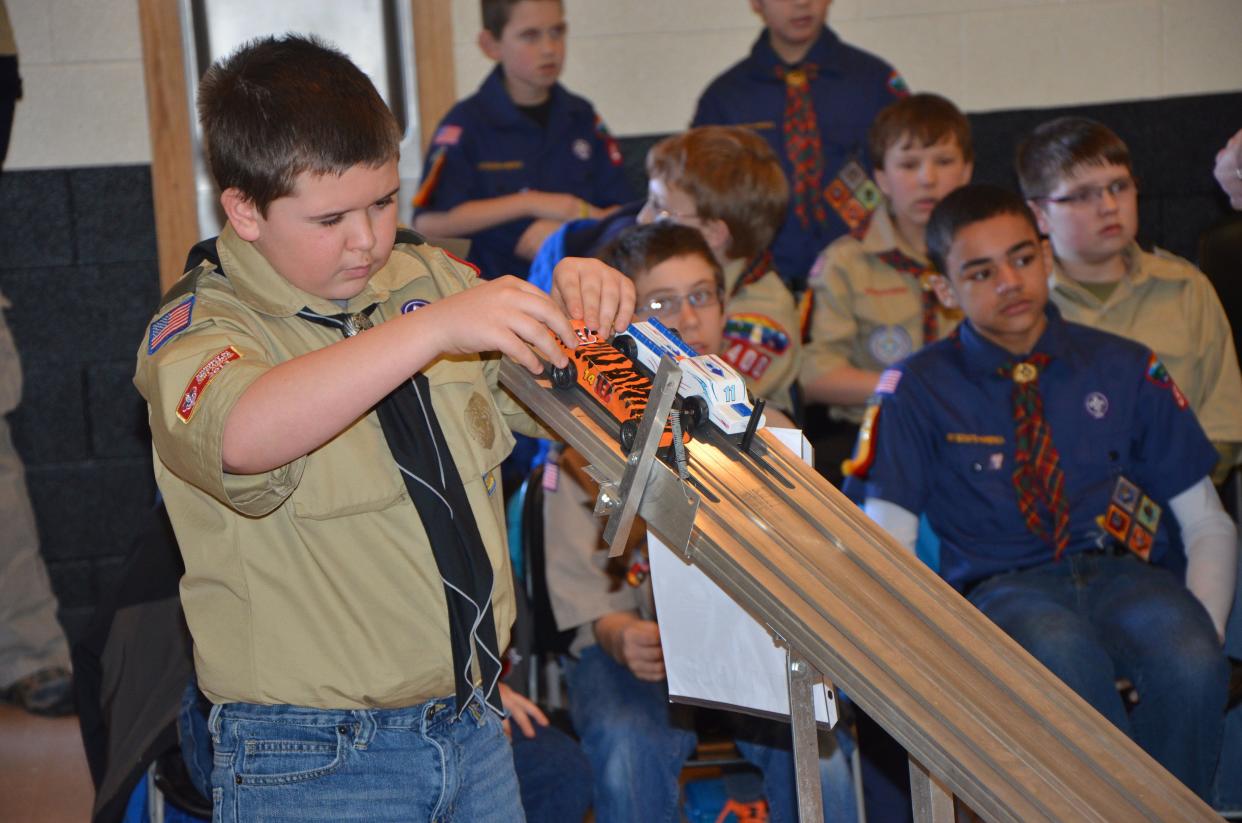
[909,755,954,823]
[787,649,825,823]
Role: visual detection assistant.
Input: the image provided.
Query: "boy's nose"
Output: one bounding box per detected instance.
[348,214,376,251]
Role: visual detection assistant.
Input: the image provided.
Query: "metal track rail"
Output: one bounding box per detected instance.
[500,359,1219,822]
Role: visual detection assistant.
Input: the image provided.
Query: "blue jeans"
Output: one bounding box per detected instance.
[510,720,593,823]
[207,694,524,823]
[968,553,1228,800]
[565,644,857,823]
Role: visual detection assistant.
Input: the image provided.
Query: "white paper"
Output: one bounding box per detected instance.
[649,428,838,726]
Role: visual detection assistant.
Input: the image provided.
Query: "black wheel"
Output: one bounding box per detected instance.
[613,334,638,361]
[682,396,709,434]
[550,360,577,390]
[619,420,638,454]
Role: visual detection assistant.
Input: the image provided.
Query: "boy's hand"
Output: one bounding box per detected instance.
[526,191,615,223]
[616,619,665,682]
[1214,128,1242,210]
[498,682,549,739]
[421,275,573,374]
[550,257,636,335]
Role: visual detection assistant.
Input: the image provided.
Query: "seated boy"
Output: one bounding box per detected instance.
[849,183,1235,800]
[545,221,853,823]
[801,92,972,483]
[1016,117,1242,482]
[693,0,907,286]
[133,35,633,822]
[412,0,632,281]
[639,126,801,414]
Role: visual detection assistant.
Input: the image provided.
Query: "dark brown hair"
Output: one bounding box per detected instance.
[925,184,1039,276]
[1015,116,1132,200]
[481,0,562,38]
[868,92,973,169]
[602,222,723,289]
[646,126,788,261]
[197,34,400,215]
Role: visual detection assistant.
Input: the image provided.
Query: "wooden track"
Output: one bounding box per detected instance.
[501,359,1220,823]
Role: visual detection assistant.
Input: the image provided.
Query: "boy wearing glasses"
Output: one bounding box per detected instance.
[1017,117,1242,479]
[638,126,801,413]
[543,222,850,823]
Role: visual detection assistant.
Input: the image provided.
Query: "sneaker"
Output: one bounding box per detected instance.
[1,666,75,716]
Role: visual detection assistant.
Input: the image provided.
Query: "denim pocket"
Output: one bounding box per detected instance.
[234,723,347,785]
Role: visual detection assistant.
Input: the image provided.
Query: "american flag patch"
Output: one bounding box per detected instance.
[434,124,462,146]
[147,297,194,354]
[875,369,902,395]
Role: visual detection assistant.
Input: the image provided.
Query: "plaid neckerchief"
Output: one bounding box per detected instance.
[877,248,940,343]
[775,63,827,230]
[999,353,1069,559]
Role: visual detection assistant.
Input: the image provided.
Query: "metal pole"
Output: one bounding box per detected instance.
[787,649,825,822]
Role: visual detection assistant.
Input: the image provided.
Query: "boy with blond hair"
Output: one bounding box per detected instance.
[801,92,972,482]
[639,125,801,413]
[1016,117,1242,481]
[413,0,632,281]
[134,34,632,821]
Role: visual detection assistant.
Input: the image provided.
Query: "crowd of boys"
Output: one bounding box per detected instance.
[114,0,1239,820]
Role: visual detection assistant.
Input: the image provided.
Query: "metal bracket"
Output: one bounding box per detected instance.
[787,649,825,823]
[598,355,685,558]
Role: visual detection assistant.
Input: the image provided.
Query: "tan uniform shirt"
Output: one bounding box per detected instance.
[543,450,654,657]
[134,227,541,708]
[1050,244,1242,448]
[0,3,15,59]
[720,257,801,413]
[801,207,961,424]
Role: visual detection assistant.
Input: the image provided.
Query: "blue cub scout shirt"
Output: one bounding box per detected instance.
[692,26,905,286]
[414,66,633,281]
[855,306,1217,591]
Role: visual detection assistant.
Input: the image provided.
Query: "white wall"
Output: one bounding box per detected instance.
[5,0,1241,170]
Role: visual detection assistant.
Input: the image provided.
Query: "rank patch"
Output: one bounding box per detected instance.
[177,346,240,423]
[148,297,194,354]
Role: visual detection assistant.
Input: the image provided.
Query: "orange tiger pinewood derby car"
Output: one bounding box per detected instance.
[547,322,687,454]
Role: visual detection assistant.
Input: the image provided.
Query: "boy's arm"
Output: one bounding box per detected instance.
[1169,476,1237,642]
[413,190,606,240]
[594,612,664,682]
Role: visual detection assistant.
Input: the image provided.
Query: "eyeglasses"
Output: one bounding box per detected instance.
[641,286,722,319]
[643,197,698,224]
[1037,177,1136,208]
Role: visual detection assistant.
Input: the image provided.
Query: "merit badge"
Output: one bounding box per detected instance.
[401,299,429,314]
[1103,504,1132,542]
[1084,391,1109,419]
[1135,495,1161,533]
[147,297,194,354]
[868,325,913,365]
[176,346,240,423]
[572,138,591,161]
[1100,476,1158,562]
[466,392,496,450]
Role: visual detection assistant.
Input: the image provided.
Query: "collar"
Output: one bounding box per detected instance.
[1049,242,1193,307]
[956,303,1068,379]
[747,25,844,77]
[476,64,571,129]
[216,224,427,318]
[860,206,928,264]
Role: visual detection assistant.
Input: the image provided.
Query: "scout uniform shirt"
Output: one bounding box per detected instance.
[801,207,961,424]
[134,228,542,709]
[1049,243,1242,450]
[721,254,801,413]
[849,306,1217,592]
[692,26,905,285]
[414,65,633,282]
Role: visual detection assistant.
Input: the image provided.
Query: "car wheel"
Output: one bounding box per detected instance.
[613,335,638,361]
[619,419,638,454]
[682,396,709,433]
[550,360,577,390]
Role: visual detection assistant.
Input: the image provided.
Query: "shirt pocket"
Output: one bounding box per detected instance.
[424,357,515,491]
[290,415,408,521]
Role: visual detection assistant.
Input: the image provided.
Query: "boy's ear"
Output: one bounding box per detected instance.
[930,273,958,309]
[1040,236,1054,271]
[1028,198,1053,236]
[700,217,733,261]
[873,168,892,200]
[220,188,262,242]
[477,29,501,61]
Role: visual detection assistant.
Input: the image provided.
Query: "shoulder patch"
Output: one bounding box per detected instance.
[1144,352,1188,410]
[841,402,881,479]
[887,70,909,98]
[434,124,462,146]
[875,368,902,395]
[594,114,624,166]
[147,296,195,354]
[412,146,447,209]
[176,346,241,423]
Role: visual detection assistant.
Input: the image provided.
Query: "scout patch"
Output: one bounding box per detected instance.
[875,368,902,395]
[483,470,498,497]
[823,157,881,233]
[176,346,240,423]
[887,70,910,98]
[401,299,429,314]
[594,115,624,166]
[1084,391,1109,419]
[1098,476,1159,561]
[722,313,789,381]
[147,297,194,354]
[412,146,446,208]
[1144,353,1188,410]
[868,325,912,365]
[572,138,591,161]
[466,391,495,449]
[842,402,880,479]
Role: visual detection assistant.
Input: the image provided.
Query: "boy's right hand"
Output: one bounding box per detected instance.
[527,191,614,222]
[420,275,573,374]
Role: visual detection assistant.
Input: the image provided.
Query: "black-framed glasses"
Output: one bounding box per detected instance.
[1037,177,1136,208]
[642,286,722,318]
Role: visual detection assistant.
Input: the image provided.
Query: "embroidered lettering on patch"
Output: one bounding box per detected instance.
[721,340,772,380]
[147,297,195,354]
[177,346,241,423]
[946,432,1005,445]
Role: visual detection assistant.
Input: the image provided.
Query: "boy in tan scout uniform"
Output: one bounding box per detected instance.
[800,93,973,483]
[637,126,801,413]
[133,35,632,823]
[1018,117,1242,480]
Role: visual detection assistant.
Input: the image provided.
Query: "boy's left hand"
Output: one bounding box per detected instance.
[550,257,635,336]
[498,681,549,739]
